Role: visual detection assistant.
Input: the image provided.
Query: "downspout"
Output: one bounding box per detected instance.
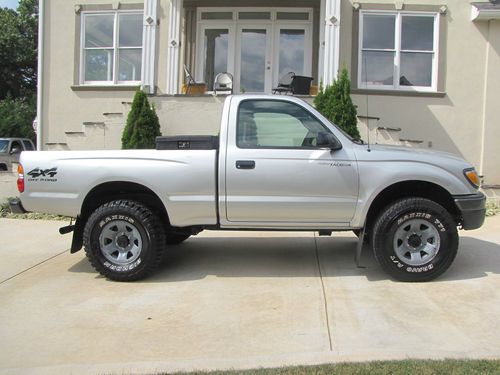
[36,0,44,150]
[479,19,490,176]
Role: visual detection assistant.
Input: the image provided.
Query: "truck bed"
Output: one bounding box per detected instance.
[20,149,218,226]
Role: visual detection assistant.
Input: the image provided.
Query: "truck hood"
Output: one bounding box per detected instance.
[353,143,474,172]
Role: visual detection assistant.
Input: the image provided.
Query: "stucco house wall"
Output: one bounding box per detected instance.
[38,0,500,186]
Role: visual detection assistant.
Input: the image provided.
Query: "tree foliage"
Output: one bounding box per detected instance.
[0,0,38,100]
[0,0,38,140]
[314,68,361,140]
[122,90,162,149]
[0,95,36,139]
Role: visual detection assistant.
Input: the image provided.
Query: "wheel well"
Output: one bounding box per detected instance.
[71,182,170,252]
[365,181,460,233]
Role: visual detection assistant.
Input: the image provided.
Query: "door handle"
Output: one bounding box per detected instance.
[236,160,255,169]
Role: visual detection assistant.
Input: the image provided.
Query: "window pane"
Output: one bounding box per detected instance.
[201,12,232,20]
[276,12,309,20]
[362,14,395,49]
[204,29,229,90]
[240,29,267,93]
[119,14,143,47]
[85,49,114,81]
[118,48,142,81]
[237,101,328,148]
[85,14,114,48]
[279,29,305,78]
[402,16,434,51]
[361,51,394,86]
[239,12,271,20]
[400,52,433,87]
[22,140,34,150]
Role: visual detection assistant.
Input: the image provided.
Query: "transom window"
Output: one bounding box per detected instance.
[237,100,332,149]
[81,11,143,84]
[358,11,439,92]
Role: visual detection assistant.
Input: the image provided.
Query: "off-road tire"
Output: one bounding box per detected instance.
[166,233,191,245]
[83,200,166,281]
[371,197,458,282]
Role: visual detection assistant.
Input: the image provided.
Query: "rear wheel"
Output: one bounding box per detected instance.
[371,197,458,282]
[83,200,166,281]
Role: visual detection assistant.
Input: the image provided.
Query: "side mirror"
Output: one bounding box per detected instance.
[10,147,21,155]
[317,132,342,151]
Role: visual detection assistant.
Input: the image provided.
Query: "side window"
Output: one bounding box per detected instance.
[237,100,332,148]
[22,140,34,151]
[9,141,22,153]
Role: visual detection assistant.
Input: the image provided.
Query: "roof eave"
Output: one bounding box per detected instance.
[471,4,500,21]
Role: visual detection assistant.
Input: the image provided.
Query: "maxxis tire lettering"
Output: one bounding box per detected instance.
[372,197,458,282]
[83,200,166,282]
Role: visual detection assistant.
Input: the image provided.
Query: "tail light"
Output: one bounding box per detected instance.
[17,164,25,193]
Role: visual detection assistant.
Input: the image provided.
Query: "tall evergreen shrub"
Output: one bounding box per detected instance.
[314,68,361,140]
[122,90,161,149]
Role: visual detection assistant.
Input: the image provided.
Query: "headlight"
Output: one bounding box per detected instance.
[463,168,481,188]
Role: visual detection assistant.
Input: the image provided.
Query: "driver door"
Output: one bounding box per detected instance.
[223,99,358,225]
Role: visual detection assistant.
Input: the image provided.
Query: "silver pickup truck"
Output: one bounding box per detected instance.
[12,95,486,282]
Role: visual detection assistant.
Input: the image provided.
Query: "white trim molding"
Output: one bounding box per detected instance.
[320,0,341,87]
[166,0,183,94]
[36,0,45,150]
[471,2,500,21]
[142,0,158,94]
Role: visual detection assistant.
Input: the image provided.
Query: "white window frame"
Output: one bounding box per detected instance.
[195,7,313,93]
[358,10,439,92]
[80,10,144,85]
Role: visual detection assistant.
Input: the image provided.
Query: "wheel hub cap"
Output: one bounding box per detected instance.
[99,220,143,265]
[393,218,441,266]
[407,233,422,248]
[116,234,130,249]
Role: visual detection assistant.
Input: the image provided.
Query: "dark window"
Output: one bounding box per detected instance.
[22,140,34,150]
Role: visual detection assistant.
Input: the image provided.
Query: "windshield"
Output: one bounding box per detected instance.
[0,140,8,153]
[300,101,364,145]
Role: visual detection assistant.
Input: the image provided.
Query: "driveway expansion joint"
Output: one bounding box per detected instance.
[314,232,333,351]
[0,249,69,285]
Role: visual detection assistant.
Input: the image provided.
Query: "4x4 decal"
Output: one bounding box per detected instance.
[27,167,58,181]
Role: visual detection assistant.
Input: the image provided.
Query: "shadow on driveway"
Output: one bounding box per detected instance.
[67,235,500,283]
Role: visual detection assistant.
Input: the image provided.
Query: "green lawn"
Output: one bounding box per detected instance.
[169,359,500,375]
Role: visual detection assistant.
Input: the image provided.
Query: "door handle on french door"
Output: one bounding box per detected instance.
[236,160,255,169]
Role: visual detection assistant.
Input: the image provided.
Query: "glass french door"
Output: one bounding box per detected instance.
[235,26,272,93]
[195,10,312,93]
[273,25,312,87]
[197,24,235,92]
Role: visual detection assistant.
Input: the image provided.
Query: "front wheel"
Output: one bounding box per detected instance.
[371,198,458,282]
[83,200,166,281]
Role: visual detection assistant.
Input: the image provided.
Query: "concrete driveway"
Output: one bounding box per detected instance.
[0,216,500,375]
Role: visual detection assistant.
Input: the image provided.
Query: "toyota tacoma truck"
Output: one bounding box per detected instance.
[12,95,486,282]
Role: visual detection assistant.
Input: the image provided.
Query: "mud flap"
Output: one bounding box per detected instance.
[70,216,85,253]
[355,227,367,268]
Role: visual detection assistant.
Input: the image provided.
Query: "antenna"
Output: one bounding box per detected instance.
[363,54,371,152]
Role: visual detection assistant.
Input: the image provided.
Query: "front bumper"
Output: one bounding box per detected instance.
[453,192,486,230]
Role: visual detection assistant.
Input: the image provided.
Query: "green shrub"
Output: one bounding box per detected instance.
[314,68,361,140]
[0,95,36,140]
[121,90,161,149]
